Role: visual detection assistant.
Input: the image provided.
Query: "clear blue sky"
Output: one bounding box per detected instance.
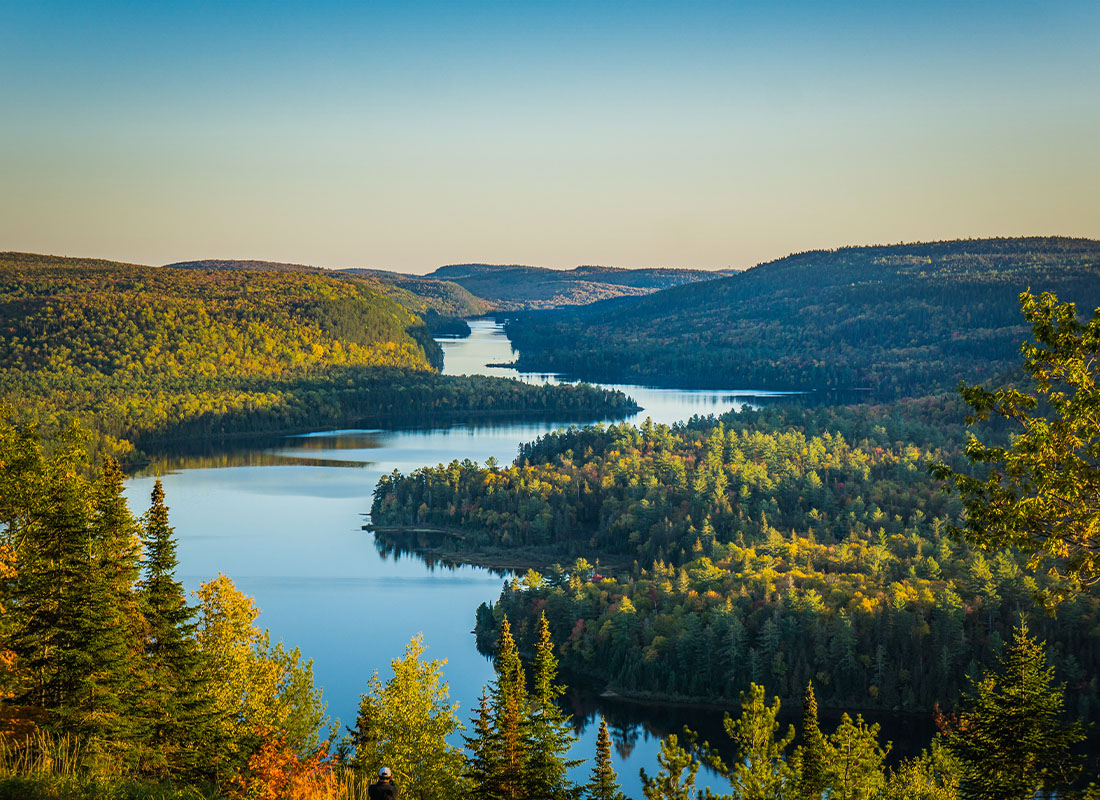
[2,0,1098,271]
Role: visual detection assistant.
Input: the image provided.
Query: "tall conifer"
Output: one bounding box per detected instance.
[528,611,580,800]
[489,616,530,800]
[585,719,625,800]
[137,479,210,776]
[792,681,827,800]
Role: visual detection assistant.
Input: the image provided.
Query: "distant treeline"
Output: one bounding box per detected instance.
[0,253,634,460]
[506,237,1100,398]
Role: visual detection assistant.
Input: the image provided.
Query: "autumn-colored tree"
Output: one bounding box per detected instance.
[194,573,330,777]
[230,728,337,800]
[348,634,466,800]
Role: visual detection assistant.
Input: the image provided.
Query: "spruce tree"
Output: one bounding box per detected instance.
[137,479,210,777]
[463,690,500,800]
[792,681,827,800]
[70,458,144,749]
[528,612,581,800]
[490,616,530,800]
[586,718,626,800]
[947,621,1084,799]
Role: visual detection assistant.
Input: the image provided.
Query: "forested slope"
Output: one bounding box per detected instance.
[371,401,1100,716]
[507,237,1100,397]
[167,258,491,321]
[427,263,718,309]
[0,253,633,457]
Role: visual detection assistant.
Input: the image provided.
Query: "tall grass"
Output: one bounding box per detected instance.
[0,730,214,800]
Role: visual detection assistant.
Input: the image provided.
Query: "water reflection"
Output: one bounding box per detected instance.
[121,317,849,800]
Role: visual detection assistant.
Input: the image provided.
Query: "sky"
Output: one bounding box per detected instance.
[2,0,1098,273]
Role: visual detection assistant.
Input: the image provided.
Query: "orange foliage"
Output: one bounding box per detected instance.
[230,730,337,800]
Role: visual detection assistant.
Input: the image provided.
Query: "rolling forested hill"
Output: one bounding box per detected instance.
[0,253,634,458]
[506,237,1100,398]
[167,259,491,323]
[427,263,718,309]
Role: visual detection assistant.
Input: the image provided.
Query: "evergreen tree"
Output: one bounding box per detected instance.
[136,479,210,777]
[946,621,1084,799]
[70,458,144,749]
[463,690,500,800]
[792,682,827,800]
[10,430,95,712]
[490,616,530,800]
[723,683,794,800]
[639,733,699,800]
[823,713,889,800]
[527,611,581,800]
[586,718,626,800]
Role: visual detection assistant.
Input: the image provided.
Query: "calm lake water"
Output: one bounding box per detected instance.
[124,319,928,796]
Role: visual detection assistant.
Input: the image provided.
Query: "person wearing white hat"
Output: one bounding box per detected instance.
[369,766,398,800]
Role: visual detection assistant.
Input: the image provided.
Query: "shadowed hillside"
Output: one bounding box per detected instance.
[506,237,1100,398]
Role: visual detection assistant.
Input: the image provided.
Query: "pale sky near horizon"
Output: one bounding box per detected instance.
[2,0,1098,274]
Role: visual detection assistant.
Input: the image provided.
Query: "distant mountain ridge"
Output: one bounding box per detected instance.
[426,263,718,309]
[506,236,1100,398]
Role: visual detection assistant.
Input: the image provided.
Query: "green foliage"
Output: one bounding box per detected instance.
[791,683,827,800]
[0,253,634,458]
[585,719,625,800]
[507,237,1100,397]
[945,621,1084,800]
[393,403,1099,713]
[932,289,1100,596]
[720,683,794,800]
[823,713,889,800]
[527,613,581,800]
[639,734,698,800]
[348,634,466,800]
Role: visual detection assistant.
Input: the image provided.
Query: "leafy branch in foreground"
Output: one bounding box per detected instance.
[931,290,1100,597]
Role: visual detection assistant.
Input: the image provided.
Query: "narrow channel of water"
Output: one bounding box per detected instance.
[124,319,923,796]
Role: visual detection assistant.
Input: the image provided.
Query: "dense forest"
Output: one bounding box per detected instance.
[426,264,717,310]
[166,259,491,331]
[506,237,1100,398]
[4,416,1081,798]
[371,400,1100,716]
[0,253,634,460]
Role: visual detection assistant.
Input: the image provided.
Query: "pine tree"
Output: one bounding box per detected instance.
[823,713,888,800]
[946,621,1084,799]
[527,612,581,800]
[792,681,827,800]
[137,479,211,777]
[639,733,699,800]
[586,718,626,800]
[724,682,794,800]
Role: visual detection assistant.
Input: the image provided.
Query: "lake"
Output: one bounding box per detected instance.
[125,318,929,796]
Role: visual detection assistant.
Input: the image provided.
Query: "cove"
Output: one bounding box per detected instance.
[124,318,928,797]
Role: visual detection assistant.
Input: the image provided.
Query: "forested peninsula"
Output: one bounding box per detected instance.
[0,253,635,460]
[506,237,1100,398]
